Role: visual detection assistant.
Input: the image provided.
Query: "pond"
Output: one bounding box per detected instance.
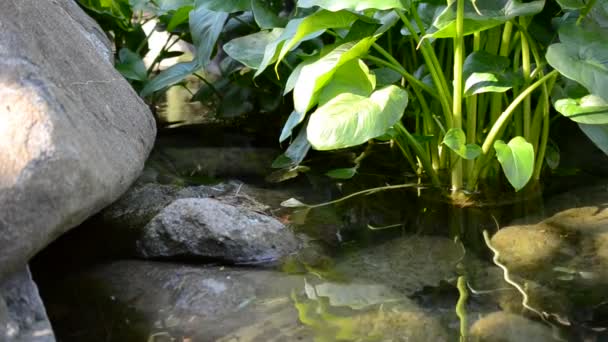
[31,93,608,342]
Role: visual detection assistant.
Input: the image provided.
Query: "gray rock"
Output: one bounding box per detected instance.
[41,260,448,342]
[137,198,300,263]
[333,235,465,295]
[470,311,558,342]
[1,266,55,342]
[0,0,156,279]
[42,260,309,341]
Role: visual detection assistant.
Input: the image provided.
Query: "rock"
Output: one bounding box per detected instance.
[137,198,300,263]
[1,266,55,341]
[0,0,156,280]
[333,235,465,295]
[40,260,448,342]
[489,223,572,277]
[41,260,308,341]
[469,311,558,342]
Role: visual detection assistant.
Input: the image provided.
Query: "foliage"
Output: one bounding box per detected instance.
[76,0,295,118]
[223,0,608,194]
[80,0,608,195]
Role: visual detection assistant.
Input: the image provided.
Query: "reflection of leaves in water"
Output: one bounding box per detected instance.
[304,279,405,310]
[333,235,464,295]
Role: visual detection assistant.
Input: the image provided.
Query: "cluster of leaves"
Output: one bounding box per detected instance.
[223,0,608,194]
[76,0,294,118]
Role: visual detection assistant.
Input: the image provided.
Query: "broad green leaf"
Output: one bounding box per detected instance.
[166,5,194,31]
[494,137,535,191]
[251,0,287,29]
[463,51,521,96]
[195,0,250,11]
[276,10,359,68]
[579,123,608,156]
[326,167,358,179]
[442,128,481,160]
[224,30,283,68]
[285,126,312,165]
[318,59,376,106]
[280,111,306,142]
[254,19,324,77]
[428,0,545,38]
[77,0,132,29]
[293,38,376,113]
[553,85,608,124]
[307,85,408,150]
[297,0,408,11]
[189,6,229,66]
[115,48,147,81]
[141,61,198,96]
[546,23,608,102]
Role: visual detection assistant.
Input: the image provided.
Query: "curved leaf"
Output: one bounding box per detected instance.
[223,30,283,68]
[579,123,608,156]
[442,128,481,160]
[189,6,229,66]
[318,59,376,106]
[546,23,608,102]
[307,85,408,150]
[276,10,359,67]
[297,0,408,11]
[494,137,535,191]
[115,48,147,81]
[553,86,608,124]
[429,0,545,38]
[463,51,521,96]
[293,38,376,113]
[251,0,287,29]
[280,110,306,142]
[326,167,358,179]
[141,61,198,96]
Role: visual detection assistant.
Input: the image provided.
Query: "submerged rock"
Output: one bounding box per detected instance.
[0,0,155,280]
[1,266,55,341]
[470,311,558,342]
[137,198,300,263]
[41,261,306,342]
[333,235,464,295]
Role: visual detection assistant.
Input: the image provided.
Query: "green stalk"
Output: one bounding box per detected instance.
[466,32,481,179]
[533,83,551,180]
[520,18,532,141]
[467,70,559,190]
[490,22,514,124]
[396,123,441,188]
[367,47,437,99]
[396,10,453,127]
[451,0,466,191]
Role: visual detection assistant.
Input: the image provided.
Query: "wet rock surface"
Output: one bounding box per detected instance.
[138,197,300,263]
[470,311,558,342]
[1,266,54,342]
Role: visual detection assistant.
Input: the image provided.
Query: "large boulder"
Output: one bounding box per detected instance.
[0,0,156,280]
[1,266,55,342]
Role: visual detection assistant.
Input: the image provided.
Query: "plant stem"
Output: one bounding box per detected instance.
[396,9,453,127]
[520,18,532,141]
[481,70,558,154]
[396,123,441,188]
[451,0,465,192]
[533,83,551,180]
[490,22,514,124]
[365,53,437,99]
[466,33,481,177]
[467,70,559,191]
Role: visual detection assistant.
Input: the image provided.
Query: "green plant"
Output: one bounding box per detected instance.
[77,0,293,118]
[225,0,608,195]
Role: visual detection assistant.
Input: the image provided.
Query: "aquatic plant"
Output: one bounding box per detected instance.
[225,0,608,195]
